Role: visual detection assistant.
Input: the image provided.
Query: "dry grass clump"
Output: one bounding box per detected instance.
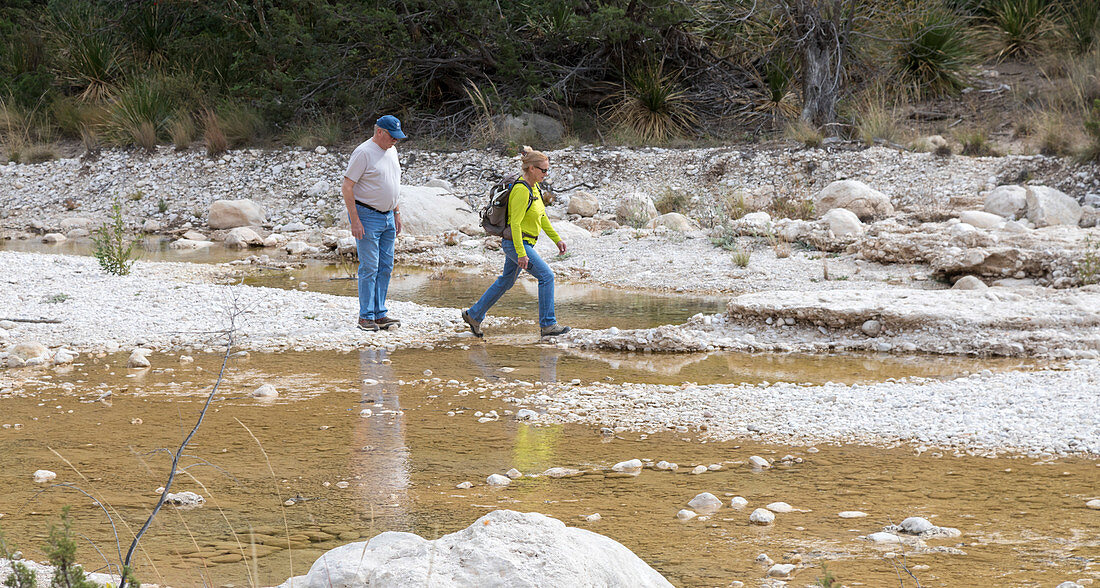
[768,195,816,220]
[285,118,341,149]
[218,104,263,147]
[168,112,196,150]
[956,127,1002,156]
[850,88,908,146]
[202,109,228,157]
[654,188,691,214]
[784,119,823,148]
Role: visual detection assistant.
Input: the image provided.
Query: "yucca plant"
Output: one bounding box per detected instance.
[1060,0,1100,55]
[102,78,174,150]
[606,62,698,143]
[892,3,974,97]
[50,3,123,100]
[128,2,176,65]
[981,0,1056,60]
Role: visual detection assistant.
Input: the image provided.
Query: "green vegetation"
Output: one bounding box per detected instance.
[92,197,138,275]
[0,0,1097,152]
[1078,235,1100,284]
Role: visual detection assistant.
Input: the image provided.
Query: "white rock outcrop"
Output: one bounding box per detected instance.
[984,185,1027,219]
[814,180,894,220]
[225,227,264,248]
[615,193,659,227]
[1026,186,1083,227]
[567,192,599,217]
[278,510,673,588]
[821,208,864,238]
[208,199,266,229]
[647,213,695,232]
[958,210,1004,229]
[399,186,479,236]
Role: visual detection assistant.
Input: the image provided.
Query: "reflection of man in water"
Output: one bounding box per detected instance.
[354,348,410,527]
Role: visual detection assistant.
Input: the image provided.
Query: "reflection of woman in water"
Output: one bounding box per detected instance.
[462,146,571,339]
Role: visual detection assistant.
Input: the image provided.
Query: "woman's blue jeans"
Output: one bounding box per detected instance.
[352,206,396,321]
[468,239,556,328]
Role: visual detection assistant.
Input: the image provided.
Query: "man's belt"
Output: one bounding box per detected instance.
[355,200,391,214]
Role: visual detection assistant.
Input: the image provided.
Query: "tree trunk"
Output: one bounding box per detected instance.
[788,0,851,133]
[800,39,839,129]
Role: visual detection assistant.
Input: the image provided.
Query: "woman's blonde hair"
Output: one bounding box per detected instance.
[520,145,548,172]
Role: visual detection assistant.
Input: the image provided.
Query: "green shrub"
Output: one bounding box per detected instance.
[1077,234,1100,284]
[731,244,751,267]
[92,198,138,275]
[45,507,100,588]
[49,3,123,100]
[892,3,974,97]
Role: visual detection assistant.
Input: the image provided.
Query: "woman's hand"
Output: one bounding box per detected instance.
[557,240,567,254]
[518,256,529,270]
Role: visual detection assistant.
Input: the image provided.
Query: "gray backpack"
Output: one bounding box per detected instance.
[481,177,535,237]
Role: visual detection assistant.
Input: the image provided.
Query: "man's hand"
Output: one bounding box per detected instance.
[518,256,529,270]
[351,217,365,239]
[557,240,567,255]
[395,212,402,235]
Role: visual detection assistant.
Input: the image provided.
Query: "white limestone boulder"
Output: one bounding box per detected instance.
[814,180,894,221]
[170,238,214,250]
[616,192,659,227]
[646,212,696,232]
[9,341,50,363]
[399,186,479,236]
[1026,186,1083,227]
[821,208,864,238]
[568,192,599,217]
[208,199,267,229]
[984,185,1028,219]
[277,510,672,588]
[952,275,988,290]
[958,210,1004,229]
[225,227,264,248]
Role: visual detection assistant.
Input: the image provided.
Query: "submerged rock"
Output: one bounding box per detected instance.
[486,474,511,486]
[687,493,722,514]
[277,510,673,588]
[749,509,774,525]
[611,459,643,473]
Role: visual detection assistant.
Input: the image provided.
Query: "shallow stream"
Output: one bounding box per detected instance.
[1,348,1094,587]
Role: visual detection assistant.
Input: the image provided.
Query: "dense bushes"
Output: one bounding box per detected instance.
[0,0,1098,150]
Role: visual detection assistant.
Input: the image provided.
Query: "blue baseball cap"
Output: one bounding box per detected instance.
[376,115,406,139]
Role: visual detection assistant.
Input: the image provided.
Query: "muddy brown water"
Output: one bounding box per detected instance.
[1,348,1094,587]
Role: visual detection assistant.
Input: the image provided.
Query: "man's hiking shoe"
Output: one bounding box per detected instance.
[357,319,379,332]
[461,310,483,338]
[376,316,401,330]
[540,324,571,337]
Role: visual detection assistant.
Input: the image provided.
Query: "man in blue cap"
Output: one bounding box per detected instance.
[341,115,406,331]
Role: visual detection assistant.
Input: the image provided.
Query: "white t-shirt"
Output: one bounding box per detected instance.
[344,139,401,211]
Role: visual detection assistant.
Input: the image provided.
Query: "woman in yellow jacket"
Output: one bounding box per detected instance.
[463,147,571,338]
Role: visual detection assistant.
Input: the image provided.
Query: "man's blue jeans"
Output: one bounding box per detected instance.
[353,206,396,321]
[468,239,556,328]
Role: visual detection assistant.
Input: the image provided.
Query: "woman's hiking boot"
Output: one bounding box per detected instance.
[540,324,571,337]
[461,310,483,338]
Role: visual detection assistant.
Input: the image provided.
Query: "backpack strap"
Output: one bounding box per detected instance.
[513,179,536,212]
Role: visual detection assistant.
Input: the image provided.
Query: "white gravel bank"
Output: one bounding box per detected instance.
[515,360,1100,456]
[0,251,464,355]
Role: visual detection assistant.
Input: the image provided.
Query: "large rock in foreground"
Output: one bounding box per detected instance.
[208,199,267,229]
[279,510,672,588]
[814,180,894,221]
[399,186,479,236]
